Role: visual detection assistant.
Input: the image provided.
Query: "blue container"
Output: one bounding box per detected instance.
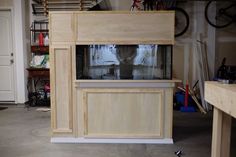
[175,92,194,106]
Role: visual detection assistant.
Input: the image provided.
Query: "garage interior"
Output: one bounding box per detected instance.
[0,0,235,157]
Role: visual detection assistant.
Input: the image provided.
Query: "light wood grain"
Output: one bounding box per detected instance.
[49,13,76,43]
[82,88,164,138]
[211,108,232,157]
[49,11,175,45]
[49,11,177,141]
[50,45,73,134]
[71,45,78,137]
[76,11,174,45]
[205,81,236,118]
[221,112,232,157]
[75,79,181,83]
[164,89,173,138]
[205,81,235,157]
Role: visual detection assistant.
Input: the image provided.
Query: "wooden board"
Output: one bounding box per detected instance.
[205,81,236,118]
[76,11,174,45]
[50,45,73,134]
[211,108,232,157]
[49,12,76,43]
[82,88,164,138]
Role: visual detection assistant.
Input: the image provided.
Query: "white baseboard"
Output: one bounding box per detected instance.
[51,137,174,144]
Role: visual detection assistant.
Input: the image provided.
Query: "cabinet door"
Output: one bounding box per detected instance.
[50,45,73,135]
[81,88,164,138]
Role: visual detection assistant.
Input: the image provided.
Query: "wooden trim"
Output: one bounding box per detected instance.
[73,12,78,43]
[77,89,84,137]
[53,129,73,134]
[167,89,174,138]
[49,10,175,14]
[75,40,174,45]
[83,134,163,139]
[68,46,73,132]
[83,91,88,135]
[50,46,56,134]
[71,45,78,137]
[160,90,164,138]
[51,137,174,144]
[75,79,181,83]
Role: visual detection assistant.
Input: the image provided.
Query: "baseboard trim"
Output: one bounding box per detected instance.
[51,137,173,144]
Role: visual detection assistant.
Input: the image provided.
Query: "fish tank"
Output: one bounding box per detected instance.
[76,45,172,80]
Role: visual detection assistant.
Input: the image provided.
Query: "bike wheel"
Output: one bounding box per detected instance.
[174,7,189,37]
[205,1,234,28]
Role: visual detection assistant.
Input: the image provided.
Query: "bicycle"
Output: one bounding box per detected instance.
[205,0,236,28]
[131,0,189,37]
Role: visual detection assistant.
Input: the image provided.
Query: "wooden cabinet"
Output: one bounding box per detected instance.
[49,11,177,143]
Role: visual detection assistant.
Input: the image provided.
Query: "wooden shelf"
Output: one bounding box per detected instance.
[30,29,49,32]
[27,68,49,78]
[31,46,49,54]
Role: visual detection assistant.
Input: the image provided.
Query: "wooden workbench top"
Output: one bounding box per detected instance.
[205,81,236,118]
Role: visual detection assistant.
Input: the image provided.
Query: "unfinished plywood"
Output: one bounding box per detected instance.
[205,81,235,157]
[50,46,73,134]
[205,81,236,118]
[49,12,76,43]
[210,105,232,157]
[49,11,177,143]
[76,11,174,45]
[82,88,163,138]
[163,88,173,138]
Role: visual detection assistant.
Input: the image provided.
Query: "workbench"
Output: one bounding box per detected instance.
[205,81,236,157]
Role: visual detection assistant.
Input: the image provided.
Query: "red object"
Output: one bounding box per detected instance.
[184,81,189,107]
[38,32,44,46]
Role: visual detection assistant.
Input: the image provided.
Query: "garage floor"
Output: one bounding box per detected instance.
[0,105,235,157]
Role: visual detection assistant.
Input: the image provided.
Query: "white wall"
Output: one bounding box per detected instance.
[109,0,132,10]
[13,0,28,103]
[0,0,28,103]
[0,0,13,6]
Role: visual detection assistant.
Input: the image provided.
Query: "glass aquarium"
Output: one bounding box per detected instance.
[76,45,172,80]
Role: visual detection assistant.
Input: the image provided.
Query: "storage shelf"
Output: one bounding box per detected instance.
[27,68,49,78]
[30,29,49,32]
[31,45,49,54]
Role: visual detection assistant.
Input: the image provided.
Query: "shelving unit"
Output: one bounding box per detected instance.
[27,21,50,107]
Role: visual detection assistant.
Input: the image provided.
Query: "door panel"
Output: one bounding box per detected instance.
[0,67,12,91]
[82,88,164,138]
[51,46,73,135]
[0,10,14,101]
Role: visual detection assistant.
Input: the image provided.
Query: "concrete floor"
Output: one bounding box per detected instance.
[0,105,235,157]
